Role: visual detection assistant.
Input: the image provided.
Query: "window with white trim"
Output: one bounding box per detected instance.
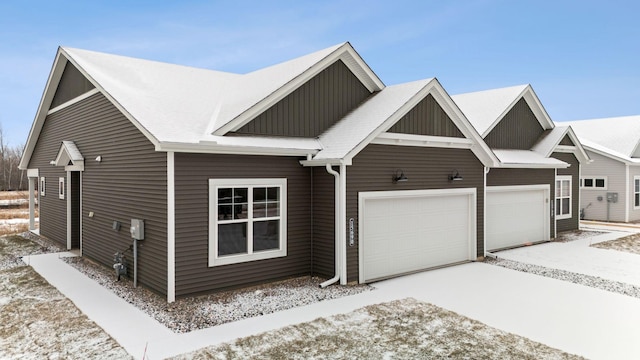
[40,177,46,197]
[58,177,65,200]
[634,176,640,209]
[555,176,572,219]
[580,176,607,190]
[209,178,287,267]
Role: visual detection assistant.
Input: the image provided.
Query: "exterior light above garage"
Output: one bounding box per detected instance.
[449,170,463,181]
[393,169,408,183]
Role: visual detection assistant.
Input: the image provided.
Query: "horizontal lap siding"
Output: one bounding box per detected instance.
[174,153,311,297]
[347,144,485,283]
[580,151,627,222]
[553,152,580,232]
[28,92,168,295]
[487,168,555,237]
[312,168,335,278]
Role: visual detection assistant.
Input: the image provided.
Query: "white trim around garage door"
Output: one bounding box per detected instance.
[358,188,477,283]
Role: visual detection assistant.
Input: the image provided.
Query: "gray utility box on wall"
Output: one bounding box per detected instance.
[606,193,618,203]
[130,219,144,240]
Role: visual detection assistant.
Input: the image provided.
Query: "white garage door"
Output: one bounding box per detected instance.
[359,188,476,283]
[486,185,550,251]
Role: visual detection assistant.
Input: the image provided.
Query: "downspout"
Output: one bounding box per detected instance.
[483,167,489,258]
[339,164,347,285]
[320,164,341,288]
[625,164,630,223]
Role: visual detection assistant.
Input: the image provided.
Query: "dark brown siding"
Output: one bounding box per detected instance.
[487,168,555,237]
[235,60,371,137]
[484,98,544,149]
[312,168,335,278]
[50,62,95,108]
[559,135,575,146]
[28,93,168,295]
[71,171,80,249]
[553,152,580,232]
[345,144,485,283]
[174,153,312,297]
[388,94,464,137]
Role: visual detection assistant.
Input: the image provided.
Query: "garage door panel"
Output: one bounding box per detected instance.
[360,189,476,283]
[486,186,549,251]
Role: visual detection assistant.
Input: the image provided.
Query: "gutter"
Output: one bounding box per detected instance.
[320,164,341,288]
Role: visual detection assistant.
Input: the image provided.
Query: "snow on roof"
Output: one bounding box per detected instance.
[451,85,529,136]
[60,140,83,161]
[578,138,640,164]
[561,115,640,158]
[531,126,570,157]
[492,149,568,168]
[313,79,435,161]
[63,47,240,144]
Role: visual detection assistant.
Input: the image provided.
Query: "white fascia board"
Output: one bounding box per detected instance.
[497,162,570,169]
[157,141,319,157]
[215,44,384,136]
[429,84,499,168]
[371,133,474,149]
[583,144,633,165]
[19,49,68,170]
[47,88,100,115]
[300,158,352,167]
[544,127,591,164]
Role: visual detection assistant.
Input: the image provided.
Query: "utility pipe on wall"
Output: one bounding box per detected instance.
[320,164,341,288]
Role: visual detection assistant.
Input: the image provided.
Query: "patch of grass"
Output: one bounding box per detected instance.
[592,233,640,255]
[0,266,131,359]
[170,298,584,360]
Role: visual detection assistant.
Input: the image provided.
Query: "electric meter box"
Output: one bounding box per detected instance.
[606,192,618,203]
[130,219,144,240]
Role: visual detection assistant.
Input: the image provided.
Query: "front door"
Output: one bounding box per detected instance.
[68,171,81,250]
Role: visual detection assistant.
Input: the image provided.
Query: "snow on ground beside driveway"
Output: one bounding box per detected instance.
[493,227,640,287]
[170,298,584,360]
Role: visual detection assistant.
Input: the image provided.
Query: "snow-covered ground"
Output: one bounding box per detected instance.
[19,223,640,359]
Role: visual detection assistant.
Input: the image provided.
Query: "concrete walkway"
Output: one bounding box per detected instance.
[27,223,640,360]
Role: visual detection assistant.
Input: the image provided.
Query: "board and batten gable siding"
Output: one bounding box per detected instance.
[387,94,465,137]
[28,92,168,295]
[173,153,312,297]
[553,152,580,232]
[484,98,545,149]
[345,144,485,283]
[486,168,555,237]
[50,62,95,109]
[559,134,575,146]
[235,60,372,137]
[580,150,627,222]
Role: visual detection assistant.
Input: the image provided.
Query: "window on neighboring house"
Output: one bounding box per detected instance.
[635,176,640,209]
[556,176,572,219]
[40,177,46,197]
[58,177,65,200]
[209,178,287,267]
[580,176,607,190]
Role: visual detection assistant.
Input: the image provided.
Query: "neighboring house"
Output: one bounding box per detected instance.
[452,85,590,251]
[19,42,587,302]
[560,116,640,222]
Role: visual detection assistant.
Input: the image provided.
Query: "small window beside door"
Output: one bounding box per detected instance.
[40,177,46,197]
[59,177,65,200]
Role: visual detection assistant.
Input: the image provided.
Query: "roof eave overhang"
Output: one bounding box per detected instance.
[496,162,570,169]
[157,141,320,157]
[582,144,635,165]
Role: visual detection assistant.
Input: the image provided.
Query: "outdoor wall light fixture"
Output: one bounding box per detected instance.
[449,170,463,181]
[95,156,102,162]
[393,169,408,183]
[49,160,56,165]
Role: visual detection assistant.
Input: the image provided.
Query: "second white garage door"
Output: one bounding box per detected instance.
[359,188,476,283]
[486,185,550,251]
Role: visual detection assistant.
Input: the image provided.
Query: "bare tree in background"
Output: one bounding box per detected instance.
[0,124,28,191]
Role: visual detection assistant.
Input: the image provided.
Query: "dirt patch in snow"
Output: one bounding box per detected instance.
[0,234,62,270]
[169,298,584,360]
[554,229,604,243]
[591,232,640,255]
[0,266,130,360]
